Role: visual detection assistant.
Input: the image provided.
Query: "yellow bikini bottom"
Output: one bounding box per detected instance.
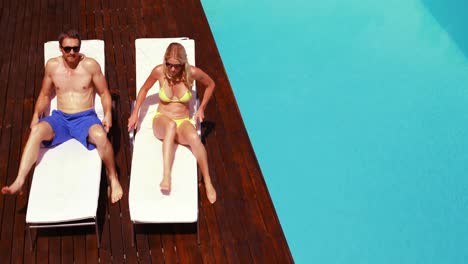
[153,112,196,128]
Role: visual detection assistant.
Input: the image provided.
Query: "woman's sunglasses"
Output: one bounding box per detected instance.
[166,62,183,69]
[61,46,80,53]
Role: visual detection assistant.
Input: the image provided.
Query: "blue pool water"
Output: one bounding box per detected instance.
[202,1,468,263]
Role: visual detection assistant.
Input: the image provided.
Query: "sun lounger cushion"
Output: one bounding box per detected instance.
[129,38,198,223]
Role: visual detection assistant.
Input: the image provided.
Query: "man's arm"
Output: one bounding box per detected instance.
[31,59,56,128]
[89,58,112,132]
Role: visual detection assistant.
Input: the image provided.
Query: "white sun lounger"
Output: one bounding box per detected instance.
[129,38,199,244]
[26,40,106,248]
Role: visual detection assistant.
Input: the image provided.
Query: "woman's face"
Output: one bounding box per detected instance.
[166,57,184,77]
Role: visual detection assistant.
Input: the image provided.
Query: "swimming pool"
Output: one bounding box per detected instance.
[202,0,468,263]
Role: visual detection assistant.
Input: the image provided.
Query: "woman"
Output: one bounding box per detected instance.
[128,43,217,204]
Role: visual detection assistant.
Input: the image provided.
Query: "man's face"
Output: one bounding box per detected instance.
[60,38,81,64]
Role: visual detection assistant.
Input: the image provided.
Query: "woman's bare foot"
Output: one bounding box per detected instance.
[1,180,25,195]
[107,176,123,203]
[205,183,217,204]
[160,176,171,194]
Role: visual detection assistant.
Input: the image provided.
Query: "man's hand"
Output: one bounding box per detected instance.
[30,115,39,129]
[102,114,112,133]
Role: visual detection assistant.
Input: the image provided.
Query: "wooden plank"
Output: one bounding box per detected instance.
[63,0,71,30]
[1,3,28,264]
[95,174,111,255]
[23,4,49,263]
[135,230,152,263]
[103,69,125,264]
[103,30,115,67]
[23,229,36,264]
[0,0,14,242]
[146,225,165,263]
[174,224,203,264]
[73,232,87,264]
[36,232,49,263]
[34,0,48,100]
[111,75,138,263]
[199,195,225,262]
[45,0,58,40]
[221,240,242,264]
[70,0,80,30]
[104,178,125,261]
[48,229,61,264]
[86,12,96,39]
[160,225,178,263]
[95,9,103,32]
[250,235,283,264]
[60,230,74,264]
[111,28,125,66]
[99,247,112,263]
[11,0,35,262]
[85,226,99,263]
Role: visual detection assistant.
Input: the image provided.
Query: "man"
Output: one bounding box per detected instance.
[1,29,123,203]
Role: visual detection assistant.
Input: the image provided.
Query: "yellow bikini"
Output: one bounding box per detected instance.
[153,112,195,128]
[153,80,195,128]
[159,80,192,103]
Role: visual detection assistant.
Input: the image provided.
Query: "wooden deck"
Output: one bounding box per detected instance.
[0,0,293,262]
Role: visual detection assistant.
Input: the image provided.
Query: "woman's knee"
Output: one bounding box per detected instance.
[186,133,202,147]
[154,120,177,138]
[166,121,177,133]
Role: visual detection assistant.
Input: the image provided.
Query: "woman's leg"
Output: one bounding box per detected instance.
[177,122,217,204]
[153,115,177,193]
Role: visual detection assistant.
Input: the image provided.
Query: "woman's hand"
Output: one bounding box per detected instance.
[195,107,205,123]
[128,112,139,132]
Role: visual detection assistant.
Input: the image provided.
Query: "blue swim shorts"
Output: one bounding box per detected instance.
[39,109,103,150]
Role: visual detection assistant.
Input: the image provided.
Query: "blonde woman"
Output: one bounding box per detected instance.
[128,43,217,204]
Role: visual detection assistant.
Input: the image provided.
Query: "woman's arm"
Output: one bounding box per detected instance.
[191,66,215,122]
[127,65,161,131]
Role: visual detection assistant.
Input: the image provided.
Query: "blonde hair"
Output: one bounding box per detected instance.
[163,42,192,88]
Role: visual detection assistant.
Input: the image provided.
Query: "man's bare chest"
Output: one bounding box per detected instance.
[52,71,93,91]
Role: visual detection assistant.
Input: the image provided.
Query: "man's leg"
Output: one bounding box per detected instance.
[88,124,123,203]
[1,122,54,195]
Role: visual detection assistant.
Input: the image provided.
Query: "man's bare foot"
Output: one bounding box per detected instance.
[107,177,123,203]
[205,183,217,204]
[1,181,24,195]
[160,177,171,194]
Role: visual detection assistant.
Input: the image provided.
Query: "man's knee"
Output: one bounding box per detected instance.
[88,125,108,145]
[30,122,53,140]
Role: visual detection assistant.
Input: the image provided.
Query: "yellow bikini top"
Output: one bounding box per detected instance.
[159,79,192,103]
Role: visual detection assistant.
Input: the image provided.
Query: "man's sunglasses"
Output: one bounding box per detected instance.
[166,62,183,69]
[61,46,80,53]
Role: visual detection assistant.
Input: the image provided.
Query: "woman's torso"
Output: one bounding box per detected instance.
[156,76,192,119]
